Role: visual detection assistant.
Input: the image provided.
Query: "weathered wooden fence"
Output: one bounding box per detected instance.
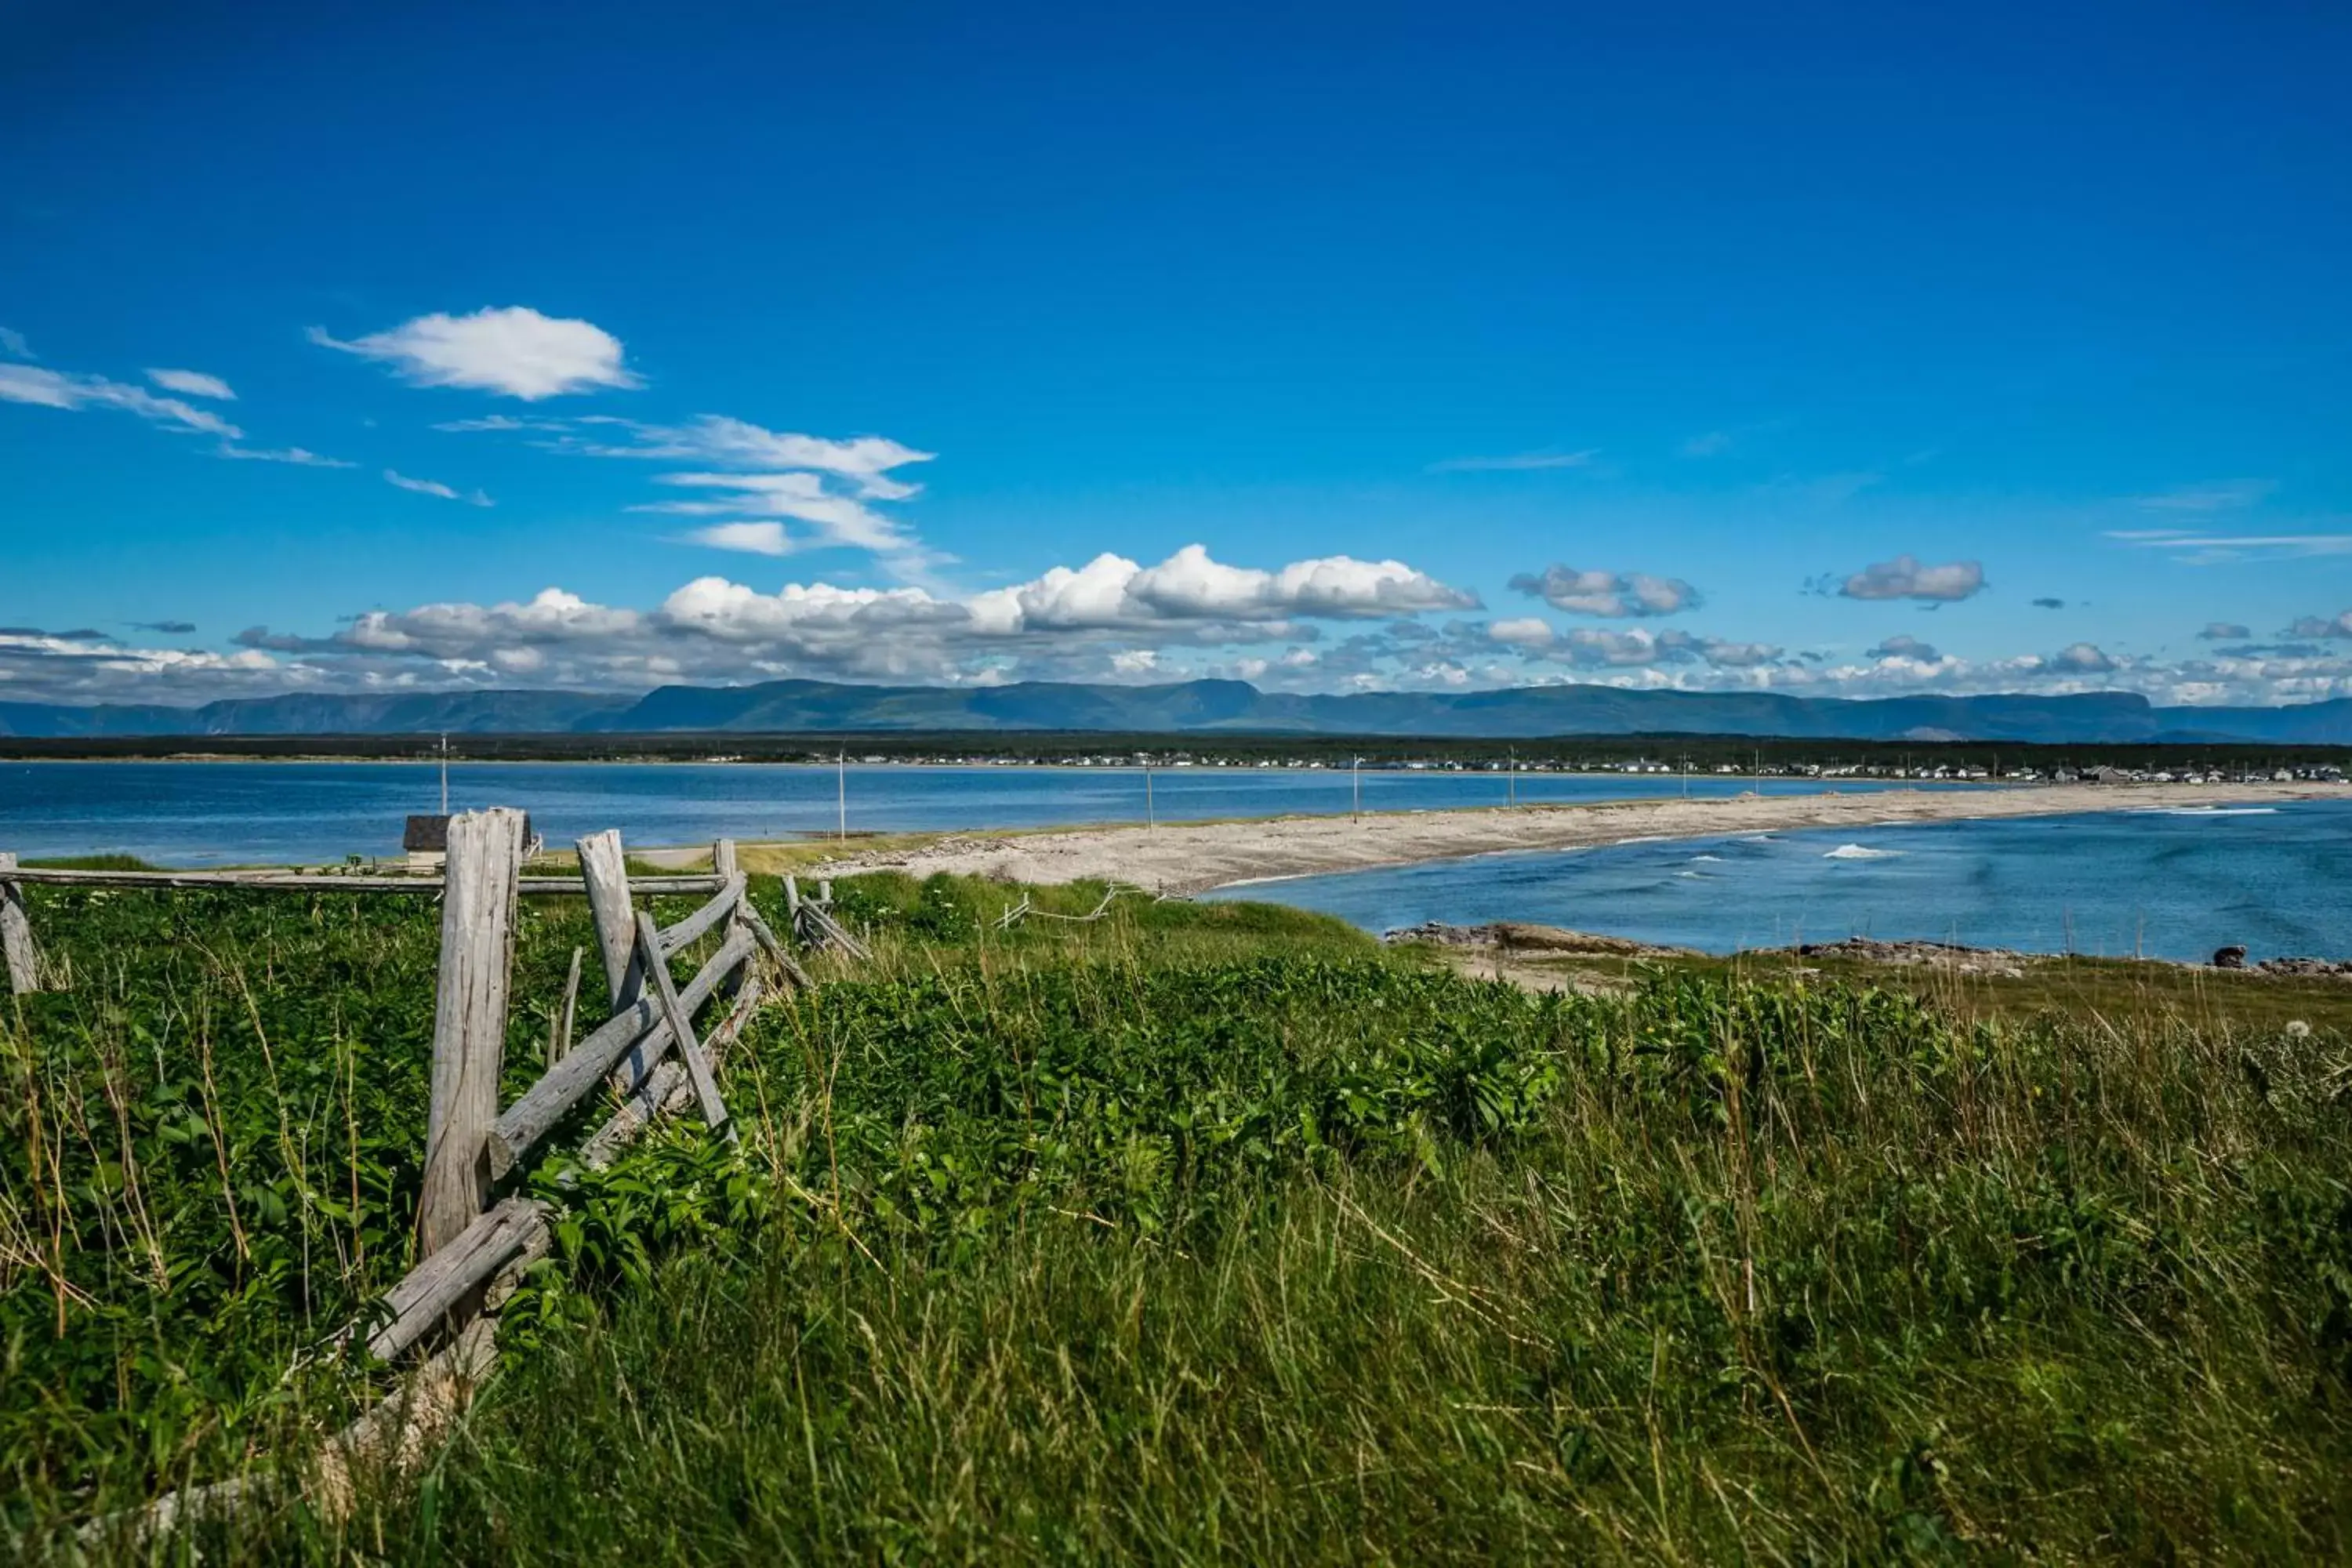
[3,813,866,1538]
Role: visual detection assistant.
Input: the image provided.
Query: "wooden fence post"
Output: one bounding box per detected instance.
[575,829,640,1011]
[0,853,42,996]
[418,808,527,1258]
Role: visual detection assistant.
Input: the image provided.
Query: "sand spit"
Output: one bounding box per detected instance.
[783,781,2338,897]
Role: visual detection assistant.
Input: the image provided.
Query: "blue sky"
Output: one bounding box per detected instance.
[3,0,2350,706]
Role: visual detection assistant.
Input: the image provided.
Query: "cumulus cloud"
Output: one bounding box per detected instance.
[1486,617,1555,647]
[2284,612,2352,640]
[145,368,234,400]
[0,362,242,439]
[1426,449,1597,474]
[973,545,1476,633]
[385,469,492,506]
[1867,633,1940,661]
[2049,641,2116,673]
[1834,554,1985,602]
[2198,621,2252,641]
[1508,565,1699,618]
[311,307,641,400]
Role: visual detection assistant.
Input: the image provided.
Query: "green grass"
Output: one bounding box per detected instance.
[6,874,2351,1562]
[18,854,161,872]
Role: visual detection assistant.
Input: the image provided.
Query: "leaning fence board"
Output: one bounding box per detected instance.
[655,873,746,957]
[635,911,731,1132]
[797,898,872,961]
[365,1195,549,1363]
[0,852,41,995]
[739,902,813,990]
[580,964,764,1168]
[484,927,753,1177]
[418,808,526,1257]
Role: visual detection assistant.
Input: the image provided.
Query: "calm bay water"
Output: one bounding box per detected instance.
[1211,800,2352,963]
[0,760,1920,867]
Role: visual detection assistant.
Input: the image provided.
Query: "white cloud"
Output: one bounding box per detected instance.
[2198,621,2252,641]
[2108,530,2352,563]
[385,469,493,506]
[0,326,31,360]
[217,444,354,467]
[1426,448,1598,474]
[1487,617,1555,647]
[637,471,909,553]
[572,416,933,497]
[685,521,791,556]
[1835,555,1985,602]
[1509,565,1699,618]
[2048,641,2116,673]
[434,414,573,434]
[2134,480,2276,513]
[1867,633,1939,661]
[146,368,235,400]
[312,307,641,400]
[0,362,243,439]
[972,545,1477,633]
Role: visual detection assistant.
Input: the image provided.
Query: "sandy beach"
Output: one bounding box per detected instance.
[778,781,2342,895]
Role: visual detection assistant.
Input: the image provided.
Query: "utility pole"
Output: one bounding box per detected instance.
[439,732,450,815]
[1352,756,1363,821]
[1508,746,1517,808]
[837,748,847,843]
[1145,760,1155,829]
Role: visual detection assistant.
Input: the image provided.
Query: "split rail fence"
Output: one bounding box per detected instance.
[2,812,871,1535]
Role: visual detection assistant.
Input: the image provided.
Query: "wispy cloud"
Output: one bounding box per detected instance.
[2031,597,2065,609]
[145,367,235,401]
[1426,448,1598,474]
[2133,479,2277,513]
[2107,530,2352,562]
[0,326,32,360]
[684,521,791,557]
[2198,622,2252,640]
[217,444,354,467]
[384,469,492,506]
[434,414,573,434]
[314,307,641,401]
[0,361,242,439]
[129,620,198,634]
[1679,430,1733,457]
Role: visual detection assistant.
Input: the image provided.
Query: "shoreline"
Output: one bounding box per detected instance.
[798,781,2344,895]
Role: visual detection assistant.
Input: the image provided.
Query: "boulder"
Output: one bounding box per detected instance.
[2212,946,2248,970]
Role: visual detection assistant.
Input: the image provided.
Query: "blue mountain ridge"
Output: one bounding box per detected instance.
[8,678,2352,745]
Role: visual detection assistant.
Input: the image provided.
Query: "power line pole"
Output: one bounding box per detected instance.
[837,748,847,843]
[1145,760,1155,829]
[1352,756,1363,821]
[439,732,450,815]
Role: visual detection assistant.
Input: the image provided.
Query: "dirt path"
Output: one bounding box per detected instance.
[767,780,2337,896]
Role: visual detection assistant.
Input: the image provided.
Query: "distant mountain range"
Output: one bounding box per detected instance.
[8,679,2352,746]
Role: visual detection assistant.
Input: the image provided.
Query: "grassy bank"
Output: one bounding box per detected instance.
[5,874,2350,1561]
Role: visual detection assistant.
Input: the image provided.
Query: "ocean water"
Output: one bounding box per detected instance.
[1208,800,2352,964]
[0,760,1928,867]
